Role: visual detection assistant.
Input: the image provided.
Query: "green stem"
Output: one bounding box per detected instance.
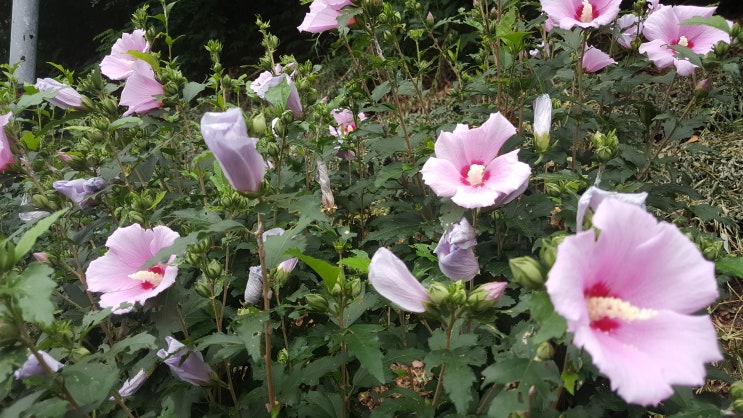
[256,215,277,410]
[432,311,457,408]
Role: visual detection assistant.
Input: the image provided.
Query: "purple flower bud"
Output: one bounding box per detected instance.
[434,217,479,281]
[368,247,431,313]
[35,78,83,110]
[157,336,211,386]
[111,369,148,399]
[200,108,266,194]
[53,177,107,208]
[14,351,63,379]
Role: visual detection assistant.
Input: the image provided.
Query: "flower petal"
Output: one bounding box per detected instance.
[368,248,430,312]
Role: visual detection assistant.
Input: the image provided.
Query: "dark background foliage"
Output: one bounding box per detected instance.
[0,0,740,79]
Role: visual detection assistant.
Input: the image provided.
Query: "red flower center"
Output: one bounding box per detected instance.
[672,35,694,51]
[575,0,598,23]
[584,282,657,334]
[129,266,166,290]
[460,161,490,187]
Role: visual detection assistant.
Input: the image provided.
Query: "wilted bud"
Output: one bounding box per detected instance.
[317,160,336,216]
[244,266,263,305]
[305,293,329,312]
[591,130,619,163]
[535,342,555,361]
[538,234,566,269]
[509,256,546,290]
[694,79,712,99]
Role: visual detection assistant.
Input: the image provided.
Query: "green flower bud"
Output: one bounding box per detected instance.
[280,110,295,126]
[450,281,467,305]
[70,347,90,362]
[427,282,450,306]
[194,278,213,298]
[305,293,329,312]
[535,342,555,361]
[0,240,16,273]
[278,348,289,364]
[345,277,362,298]
[272,118,287,138]
[734,398,743,413]
[534,132,551,155]
[204,259,223,280]
[509,256,546,290]
[591,130,619,163]
[249,113,267,137]
[730,380,743,399]
[0,321,19,347]
[714,41,730,58]
[539,234,566,269]
[80,95,97,112]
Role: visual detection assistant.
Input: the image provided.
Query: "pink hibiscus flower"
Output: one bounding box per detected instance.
[639,5,730,76]
[34,78,83,110]
[0,112,12,170]
[420,113,531,209]
[582,45,616,72]
[546,198,722,405]
[120,60,164,116]
[368,247,430,313]
[100,29,150,81]
[86,224,179,314]
[540,0,621,30]
[298,0,355,33]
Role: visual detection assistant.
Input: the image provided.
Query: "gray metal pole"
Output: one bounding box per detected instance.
[9,0,40,83]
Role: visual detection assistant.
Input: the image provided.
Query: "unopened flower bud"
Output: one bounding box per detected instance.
[730,381,743,399]
[591,130,619,163]
[426,11,434,24]
[305,293,329,312]
[345,277,362,298]
[509,256,546,290]
[70,347,91,362]
[713,41,730,58]
[271,118,286,138]
[734,398,743,413]
[204,259,223,280]
[194,278,213,299]
[450,281,467,305]
[249,113,267,137]
[539,234,566,269]
[427,282,450,306]
[694,79,712,99]
[535,342,555,361]
[467,281,507,311]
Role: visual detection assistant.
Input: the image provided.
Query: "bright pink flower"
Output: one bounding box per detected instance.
[100,29,150,80]
[200,108,266,194]
[120,61,164,116]
[546,198,722,406]
[298,0,355,33]
[420,113,531,209]
[434,217,479,281]
[157,337,211,386]
[250,71,302,118]
[369,247,430,313]
[86,224,179,314]
[639,5,730,76]
[0,112,12,170]
[583,45,616,72]
[329,108,366,137]
[540,0,621,30]
[35,78,83,109]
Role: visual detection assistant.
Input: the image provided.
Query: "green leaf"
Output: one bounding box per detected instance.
[529,291,567,343]
[62,360,118,407]
[286,249,341,290]
[108,333,157,358]
[264,228,307,270]
[182,81,206,103]
[371,81,391,102]
[198,333,245,362]
[21,131,40,151]
[126,50,160,72]
[345,325,385,384]
[0,391,45,418]
[13,209,68,264]
[425,350,475,414]
[338,255,370,273]
[680,15,731,33]
[236,311,269,362]
[15,263,56,326]
[561,371,579,395]
[716,257,743,278]
[109,116,142,130]
[264,78,292,110]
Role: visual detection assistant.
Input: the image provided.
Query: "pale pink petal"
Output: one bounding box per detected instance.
[368,247,430,313]
[583,46,616,72]
[0,112,13,170]
[642,7,679,42]
[674,59,698,76]
[105,224,156,267]
[120,61,164,116]
[420,157,461,198]
[86,252,143,293]
[639,40,676,69]
[451,185,503,209]
[482,150,532,198]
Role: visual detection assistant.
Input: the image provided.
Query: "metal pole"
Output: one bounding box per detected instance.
[9,0,40,83]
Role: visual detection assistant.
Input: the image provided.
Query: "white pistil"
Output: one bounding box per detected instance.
[580,0,594,23]
[466,164,486,187]
[587,296,657,323]
[129,270,164,288]
[677,35,689,47]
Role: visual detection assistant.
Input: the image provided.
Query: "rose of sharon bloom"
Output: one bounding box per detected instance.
[639,5,730,76]
[546,198,722,406]
[583,46,616,72]
[120,60,164,116]
[540,0,621,30]
[0,112,13,170]
[250,71,302,118]
[576,186,648,232]
[35,78,83,110]
[100,29,150,80]
[330,108,366,137]
[14,351,64,379]
[434,217,479,282]
[298,0,354,33]
[200,108,266,194]
[157,336,211,386]
[53,177,107,208]
[111,369,148,399]
[86,224,179,314]
[420,113,531,209]
[369,247,431,313]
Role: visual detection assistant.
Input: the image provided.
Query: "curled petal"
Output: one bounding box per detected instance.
[368,248,430,312]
